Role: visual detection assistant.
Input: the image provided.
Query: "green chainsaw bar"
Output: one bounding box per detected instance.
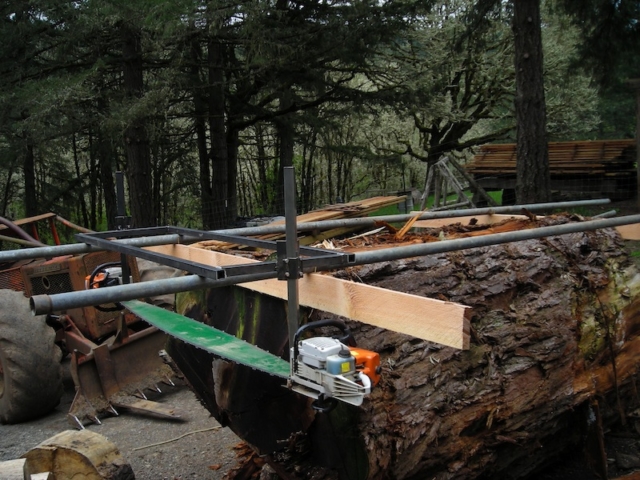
[122,300,291,379]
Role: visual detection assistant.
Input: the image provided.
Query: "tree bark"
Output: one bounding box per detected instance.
[122,24,155,227]
[97,130,117,231]
[512,0,550,204]
[22,139,37,218]
[171,217,640,479]
[207,37,230,229]
[275,89,296,215]
[189,33,214,229]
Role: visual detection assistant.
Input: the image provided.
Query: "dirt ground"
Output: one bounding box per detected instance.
[0,363,243,479]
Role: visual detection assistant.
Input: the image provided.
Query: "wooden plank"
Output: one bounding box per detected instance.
[145,244,471,349]
[615,223,640,240]
[413,214,640,242]
[413,214,531,229]
[267,196,405,228]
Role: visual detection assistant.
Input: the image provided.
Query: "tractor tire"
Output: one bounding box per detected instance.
[0,289,63,424]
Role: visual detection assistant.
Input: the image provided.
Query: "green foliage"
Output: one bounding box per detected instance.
[0,0,632,231]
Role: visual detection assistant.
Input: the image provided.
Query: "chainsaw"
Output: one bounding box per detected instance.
[289,319,381,412]
[121,301,380,412]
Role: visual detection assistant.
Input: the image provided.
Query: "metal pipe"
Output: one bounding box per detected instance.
[352,214,640,266]
[0,215,46,246]
[31,270,278,315]
[218,198,613,236]
[0,234,184,263]
[593,210,617,219]
[54,215,95,234]
[31,213,640,315]
[0,234,43,248]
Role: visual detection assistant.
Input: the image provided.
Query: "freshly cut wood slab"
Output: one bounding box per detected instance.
[615,223,640,240]
[413,214,640,241]
[145,244,471,349]
[413,213,529,229]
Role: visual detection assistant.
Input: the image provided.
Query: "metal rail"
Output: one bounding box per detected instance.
[30,213,640,315]
[218,198,613,236]
[0,198,612,264]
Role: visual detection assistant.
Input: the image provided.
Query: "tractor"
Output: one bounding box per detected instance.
[0,213,179,427]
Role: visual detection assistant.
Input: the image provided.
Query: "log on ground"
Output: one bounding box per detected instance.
[170,216,640,480]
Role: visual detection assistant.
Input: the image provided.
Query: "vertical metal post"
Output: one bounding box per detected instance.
[115,172,131,284]
[284,167,300,349]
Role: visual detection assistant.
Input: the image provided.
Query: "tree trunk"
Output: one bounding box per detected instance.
[72,133,89,227]
[275,91,295,215]
[1,153,16,217]
[122,24,154,227]
[207,37,229,229]
[170,218,640,479]
[512,0,550,204]
[190,34,214,229]
[97,131,117,231]
[226,127,239,225]
[22,139,37,218]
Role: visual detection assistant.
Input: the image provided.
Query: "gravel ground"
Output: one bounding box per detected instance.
[0,363,243,480]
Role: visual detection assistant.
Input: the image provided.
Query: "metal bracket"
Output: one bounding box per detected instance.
[276,240,303,281]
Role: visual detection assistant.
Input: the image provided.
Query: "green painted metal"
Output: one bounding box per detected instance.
[122,300,291,379]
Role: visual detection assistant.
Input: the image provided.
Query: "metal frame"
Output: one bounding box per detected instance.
[25,173,640,326]
[75,225,354,282]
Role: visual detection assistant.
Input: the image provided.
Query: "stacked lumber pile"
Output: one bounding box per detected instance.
[466,139,636,176]
[197,196,405,250]
[263,195,405,244]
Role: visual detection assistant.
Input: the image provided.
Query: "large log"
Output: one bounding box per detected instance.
[169,216,640,479]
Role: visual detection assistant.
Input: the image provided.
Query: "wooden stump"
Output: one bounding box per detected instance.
[171,218,640,479]
[22,430,134,480]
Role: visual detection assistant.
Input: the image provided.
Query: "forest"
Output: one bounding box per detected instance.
[0,0,638,234]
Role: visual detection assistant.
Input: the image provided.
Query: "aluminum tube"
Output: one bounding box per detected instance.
[352,214,640,266]
[217,198,612,236]
[593,210,617,219]
[0,234,183,263]
[31,269,278,315]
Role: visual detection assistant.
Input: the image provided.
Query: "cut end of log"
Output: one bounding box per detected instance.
[22,430,134,480]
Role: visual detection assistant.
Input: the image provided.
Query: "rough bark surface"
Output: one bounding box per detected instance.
[337,226,640,480]
[513,0,550,204]
[172,217,640,480]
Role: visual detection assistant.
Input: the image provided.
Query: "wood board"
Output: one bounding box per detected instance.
[145,244,471,349]
[412,214,640,241]
[413,213,530,229]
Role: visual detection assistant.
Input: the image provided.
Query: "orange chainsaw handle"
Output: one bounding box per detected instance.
[349,347,381,386]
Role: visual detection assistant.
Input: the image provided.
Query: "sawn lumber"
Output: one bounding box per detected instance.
[413,214,640,240]
[145,244,471,349]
